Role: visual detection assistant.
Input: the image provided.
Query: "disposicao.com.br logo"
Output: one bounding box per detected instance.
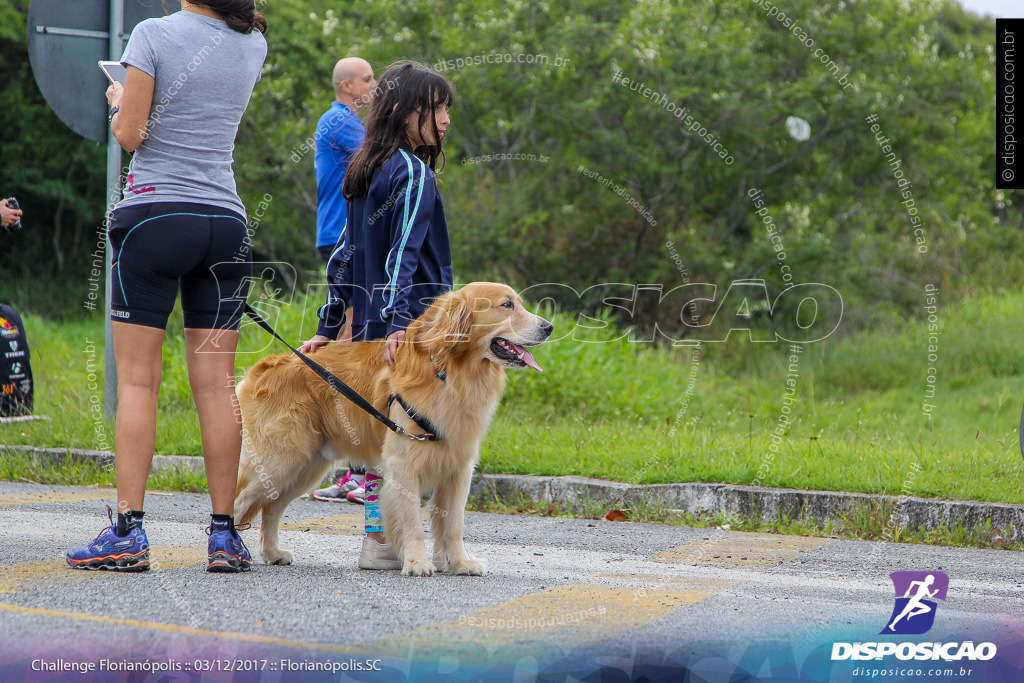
[831,571,997,663]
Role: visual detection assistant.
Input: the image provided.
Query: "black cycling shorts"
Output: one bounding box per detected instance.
[108,202,252,330]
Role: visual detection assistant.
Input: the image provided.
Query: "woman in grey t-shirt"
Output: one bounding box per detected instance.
[67,0,267,574]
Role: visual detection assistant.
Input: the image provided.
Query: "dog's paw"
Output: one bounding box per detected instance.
[401,558,435,577]
[451,558,485,576]
[265,550,293,566]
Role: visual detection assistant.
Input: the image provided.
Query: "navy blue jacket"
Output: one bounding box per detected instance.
[316,146,452,340]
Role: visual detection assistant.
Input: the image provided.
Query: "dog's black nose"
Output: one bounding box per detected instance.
[540,319,554,337]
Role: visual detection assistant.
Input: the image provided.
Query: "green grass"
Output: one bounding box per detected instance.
[482,288,1024,504]
[3,286,1024,506]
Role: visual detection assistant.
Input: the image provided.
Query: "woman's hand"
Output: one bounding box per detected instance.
[106,82,124,108]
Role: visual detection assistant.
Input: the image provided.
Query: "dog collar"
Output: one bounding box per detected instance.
[388,394,442,441]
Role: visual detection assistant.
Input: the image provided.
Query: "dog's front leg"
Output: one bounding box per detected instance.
[382,443,433,577]
[432,463,484,576]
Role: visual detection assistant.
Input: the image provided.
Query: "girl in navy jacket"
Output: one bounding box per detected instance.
[299,61,454,570]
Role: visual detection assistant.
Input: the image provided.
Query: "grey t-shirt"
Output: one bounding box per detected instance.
[117,11,267,217]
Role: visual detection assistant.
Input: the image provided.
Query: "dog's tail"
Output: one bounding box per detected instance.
[236,503,261,527]
[235,467,263,526]
[234,358,278,527]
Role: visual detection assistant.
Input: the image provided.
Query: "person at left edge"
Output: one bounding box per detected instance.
[66,0,267,574]
[1,198,22,228]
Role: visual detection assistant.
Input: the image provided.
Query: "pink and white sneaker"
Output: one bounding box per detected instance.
[312,471,363,502]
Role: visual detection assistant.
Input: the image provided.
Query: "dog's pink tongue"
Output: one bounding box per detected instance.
[521,347,543,372]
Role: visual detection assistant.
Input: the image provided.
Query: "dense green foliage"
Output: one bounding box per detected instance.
[0,0,1011,333]
[0,0,108,316]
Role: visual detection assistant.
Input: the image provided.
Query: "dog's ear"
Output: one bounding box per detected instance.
[426,292,472,360]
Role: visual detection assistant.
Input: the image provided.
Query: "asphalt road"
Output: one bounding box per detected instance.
[0,481,1021,682]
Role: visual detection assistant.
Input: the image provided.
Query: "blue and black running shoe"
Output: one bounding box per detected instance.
[67,508,150,572]
[206,524,252,573]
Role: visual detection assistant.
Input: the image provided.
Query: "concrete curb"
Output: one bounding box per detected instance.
[468,474,1024,539]
[4,445,1021,538]
[0,445,202,475]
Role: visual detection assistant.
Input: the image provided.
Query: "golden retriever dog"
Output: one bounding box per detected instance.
[233,282,552,576]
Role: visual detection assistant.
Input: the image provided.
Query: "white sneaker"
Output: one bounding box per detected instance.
[357,537,402,570]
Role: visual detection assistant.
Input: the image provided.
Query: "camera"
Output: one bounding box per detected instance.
[4,197,22,232]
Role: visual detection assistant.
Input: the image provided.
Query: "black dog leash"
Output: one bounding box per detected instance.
[243,304,440,442]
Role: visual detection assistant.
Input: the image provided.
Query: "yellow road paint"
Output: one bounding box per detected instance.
[280,513,364,535]
[0,546,206,594]
[377,583,706,660]
[0,489,111,509]
[0,559,103,593]
[279,508,430,536]
[0,602,366,654]
[651,531,830,568]
[148,545,208,570]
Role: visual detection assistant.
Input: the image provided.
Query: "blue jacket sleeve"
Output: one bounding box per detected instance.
[381,155,437,338]
[315,237,354,339]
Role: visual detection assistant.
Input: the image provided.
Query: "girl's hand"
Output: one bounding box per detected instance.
[106,82,124,108]
[297,334,332,355]
[385,329,406,366]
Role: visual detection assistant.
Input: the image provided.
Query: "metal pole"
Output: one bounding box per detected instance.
[104,0,124,420]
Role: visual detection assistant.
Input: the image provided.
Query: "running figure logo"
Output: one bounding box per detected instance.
[881,571,949,635]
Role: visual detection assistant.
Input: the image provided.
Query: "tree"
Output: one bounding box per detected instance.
[2,0,1006,334]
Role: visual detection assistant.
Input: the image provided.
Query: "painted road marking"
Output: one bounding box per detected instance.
[279,509,430,536]
[0,546,206,594]
[280,513,364,535]
[651,531,830,568]
[147,545,208,570]
[0,489,112,509]
[0,560,102,593]
[377,583,713,661]
[0,602,366,654]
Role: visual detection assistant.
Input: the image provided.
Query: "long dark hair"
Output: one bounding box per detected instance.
[343,61,454,199]
[191,0,267,34]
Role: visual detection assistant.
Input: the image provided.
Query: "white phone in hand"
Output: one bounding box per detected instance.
[98,61,127,85]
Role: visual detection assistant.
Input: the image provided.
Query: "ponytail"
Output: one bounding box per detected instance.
[195,0,267,34]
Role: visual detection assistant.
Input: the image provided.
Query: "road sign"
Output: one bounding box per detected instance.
[27,0,166,142]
